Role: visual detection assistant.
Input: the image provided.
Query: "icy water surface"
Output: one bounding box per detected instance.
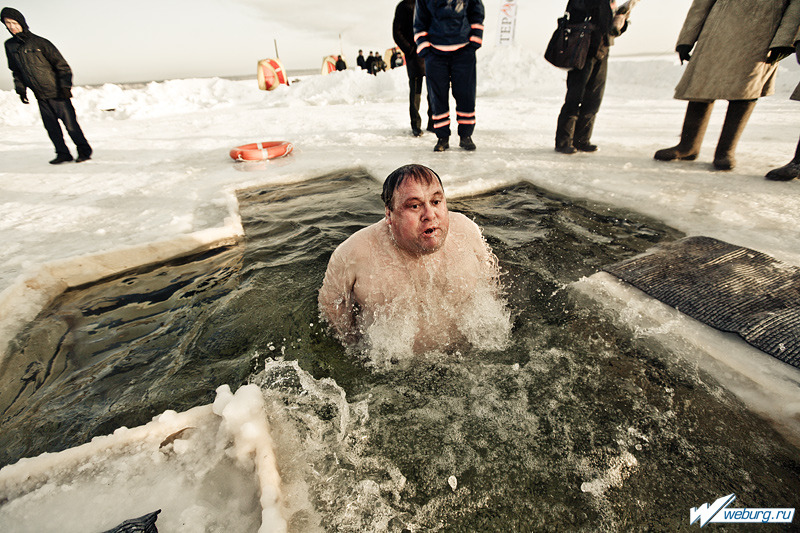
[2,169,799,531]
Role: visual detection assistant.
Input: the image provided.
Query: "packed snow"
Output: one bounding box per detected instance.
[1,46,800,530]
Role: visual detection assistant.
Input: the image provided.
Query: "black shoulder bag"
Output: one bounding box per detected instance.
[544,13,596,70]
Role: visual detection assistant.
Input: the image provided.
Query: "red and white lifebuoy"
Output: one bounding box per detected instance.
[230,141,294,161]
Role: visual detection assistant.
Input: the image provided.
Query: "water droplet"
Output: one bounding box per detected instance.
[448,475,457,491]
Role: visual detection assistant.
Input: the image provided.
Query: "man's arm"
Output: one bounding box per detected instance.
[467,0,485,49]
[413,0,432,57]
[318,245,358,342]
[5,41,27,100]
[40,38,73,97]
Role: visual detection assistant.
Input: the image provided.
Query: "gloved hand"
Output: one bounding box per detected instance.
[19,93,28,104]
[676,44,692,65]
[60,87,72,98]
[767,46,794,64]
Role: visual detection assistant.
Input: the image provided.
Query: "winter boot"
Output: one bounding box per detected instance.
[434,137,449,152]
[654,101,713,161]
[713,99,756,171]
[574,115,598,152]
[555,114,578,154]
[49,153,73,165]
[574,141,598,152]
[766,136,800,181]
[459,136,476,151]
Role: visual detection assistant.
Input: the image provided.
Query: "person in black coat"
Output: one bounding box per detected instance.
[335,55,347,71]
[2,7,92,164]
[393,0,433,136]
[554,0,626,154]
[357,49,367,70]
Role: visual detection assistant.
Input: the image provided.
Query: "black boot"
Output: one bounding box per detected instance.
[555,114,578,154]
[766,135,800,181]
[49,153,73,164]
[713,99,756,171]
[434,137,449,152]
[574,114,598,152]
[655,101,713,161]
[459,136,476,151]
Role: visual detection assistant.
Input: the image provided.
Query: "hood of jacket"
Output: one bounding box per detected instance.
[1,7,29,36]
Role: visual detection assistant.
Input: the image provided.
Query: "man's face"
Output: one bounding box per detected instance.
[3,18,22,35]
[386,177,449,255]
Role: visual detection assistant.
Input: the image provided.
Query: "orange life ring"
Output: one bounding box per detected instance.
[230,141,293,161]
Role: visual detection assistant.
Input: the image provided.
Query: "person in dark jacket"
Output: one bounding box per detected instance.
[2,7,92,164]
[357,49,367,70]
[554,0,627,154]
[335,55,347,71]
[394,0,433,137]
[366,52,375,74]
[414,0,485,152]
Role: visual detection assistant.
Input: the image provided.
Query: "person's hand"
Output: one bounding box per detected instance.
[60,87,72,98]
[767,46,794,64]
[19,93,28,104]
[676,44,692,65]
[612,13,626,33]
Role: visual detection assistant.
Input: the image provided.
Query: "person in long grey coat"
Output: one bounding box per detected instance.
[767,32,800,181]
[654,0,800,171]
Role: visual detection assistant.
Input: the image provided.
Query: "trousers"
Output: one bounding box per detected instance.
[424,46,477,139]
[556,53,608,147]
[37,98,92,157]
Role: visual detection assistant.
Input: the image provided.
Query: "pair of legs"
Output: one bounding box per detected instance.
[38,98,92,163]
[424,47,477,151]
[555,54,608,154]
[408,75,433,136]
[654,99,756,171]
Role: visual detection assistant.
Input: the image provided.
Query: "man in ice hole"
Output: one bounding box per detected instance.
[318,164,502,353]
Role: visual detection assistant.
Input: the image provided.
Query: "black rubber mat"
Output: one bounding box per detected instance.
[602,236,800,368]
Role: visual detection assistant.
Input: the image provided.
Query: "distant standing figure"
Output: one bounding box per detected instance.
[414,0,485,152]
[555,0,628,155]
[767,34,800,181]
[654,0,800,171]
[2,7,92,164]
[335,55,347,71]
[366,52,375,74]
[370,54,385,75]
[357,49,367,70]
[393,0,433,137]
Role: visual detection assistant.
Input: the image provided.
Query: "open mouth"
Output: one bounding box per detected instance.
[423,228,436,236]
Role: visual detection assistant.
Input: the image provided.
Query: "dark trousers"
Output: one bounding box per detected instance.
[409,75,433,132]
[556,54,608,147]
[424,47,477,139]
[38,98,92,157]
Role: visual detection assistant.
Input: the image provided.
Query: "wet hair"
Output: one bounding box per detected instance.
[381,164,443,210]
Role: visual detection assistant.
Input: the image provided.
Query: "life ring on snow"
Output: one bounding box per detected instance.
[230,141,293,161]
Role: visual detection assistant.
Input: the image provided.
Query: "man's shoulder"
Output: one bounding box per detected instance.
[449,211,480,232]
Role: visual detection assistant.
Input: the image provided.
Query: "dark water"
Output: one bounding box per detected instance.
[2,169,799,531]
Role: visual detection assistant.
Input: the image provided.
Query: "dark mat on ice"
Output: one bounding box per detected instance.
[602,236,800,368]
[102,510,160,533]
